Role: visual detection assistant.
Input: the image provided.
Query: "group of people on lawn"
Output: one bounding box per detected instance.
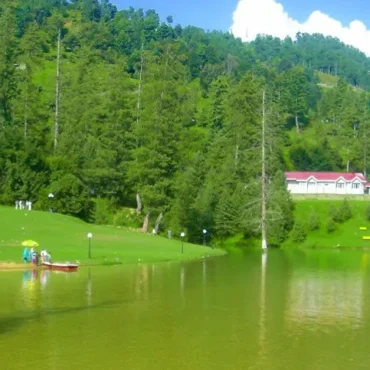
[23,248,52,265]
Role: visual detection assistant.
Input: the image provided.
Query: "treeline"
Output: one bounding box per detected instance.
[251,33,370,89]
[1,0,370,246]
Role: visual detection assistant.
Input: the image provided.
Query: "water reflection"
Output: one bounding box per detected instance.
[257,251,267,368]
[287,268,364,327]
[21,270,39,309]
[4,251,370,370]
[86,268,92,307]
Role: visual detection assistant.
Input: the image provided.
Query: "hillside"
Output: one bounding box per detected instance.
[283,200,370,248]
[2,1,370,247]
[0,207,225,265]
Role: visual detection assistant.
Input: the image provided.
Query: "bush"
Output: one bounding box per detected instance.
[114,208,142,228]
[365,205,370,221]
[330,199,352,224]
[327,218,336,233]
[307,210,321,231]
[340,199,352,221]
[93,198,114,225]
[291,220,307,243]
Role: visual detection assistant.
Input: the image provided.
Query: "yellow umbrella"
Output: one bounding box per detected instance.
[21,240,39,247]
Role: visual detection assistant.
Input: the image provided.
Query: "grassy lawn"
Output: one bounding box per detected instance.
[283,199,370,248]
[0,207,225,266]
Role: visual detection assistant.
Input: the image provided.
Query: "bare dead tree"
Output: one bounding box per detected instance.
[261,89,267,250]
[54,27,61,150]
[136,193,142,213]
[142,211,150,233]
[154,212,163,234]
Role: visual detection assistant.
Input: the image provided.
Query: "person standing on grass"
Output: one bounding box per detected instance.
[23,248,29,263]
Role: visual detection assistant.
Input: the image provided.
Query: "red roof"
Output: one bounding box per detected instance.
[285,171,367,182]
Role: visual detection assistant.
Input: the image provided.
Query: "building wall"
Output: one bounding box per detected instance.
[287,180,365,195]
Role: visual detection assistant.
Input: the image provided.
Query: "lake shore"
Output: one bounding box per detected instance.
[0,206,226,267]
[0,262,35,271]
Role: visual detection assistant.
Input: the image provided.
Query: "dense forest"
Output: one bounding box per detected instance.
[1,0,370,246]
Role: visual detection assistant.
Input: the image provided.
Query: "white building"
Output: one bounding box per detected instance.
[285,171,370,195]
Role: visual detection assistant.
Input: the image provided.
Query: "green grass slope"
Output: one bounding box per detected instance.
[316,71,338,87]
[0,207,225,265]
[283,200,370,248]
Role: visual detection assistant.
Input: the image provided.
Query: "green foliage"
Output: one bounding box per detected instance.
[307,210,321,231]
[267,171,295,246]
[326,217,336,233]
[2,0,370,249]
[282,200,370,248]
[340,199,353,221]
[113,208,142,228]
[291,219,307,243]
[365,205,370,222]
[92,198,114,225]
[331,199,352,224]
[50,174,91,218]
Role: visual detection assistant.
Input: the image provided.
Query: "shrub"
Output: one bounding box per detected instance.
[327,218,336,233]
[330,199,352,224]
[340,199,352,222]
[307,210,321,231]
[365,205,370,221]
[291,220,307,243]
[114,208,142,228]
[93,198,114,225]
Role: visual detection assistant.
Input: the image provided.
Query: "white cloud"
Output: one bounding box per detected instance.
[230,0,370,56]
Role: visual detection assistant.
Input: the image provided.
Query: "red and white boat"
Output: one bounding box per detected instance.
[42,261,79,272]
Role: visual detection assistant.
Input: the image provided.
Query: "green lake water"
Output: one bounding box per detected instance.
[1,249,370,370]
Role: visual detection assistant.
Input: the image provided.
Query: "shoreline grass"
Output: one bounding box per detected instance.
[0,207,226,268]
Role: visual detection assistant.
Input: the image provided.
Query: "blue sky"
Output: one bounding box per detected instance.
[112,0,370,31]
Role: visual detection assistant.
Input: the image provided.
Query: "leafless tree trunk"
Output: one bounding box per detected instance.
[363,122,367,177]
[24,82,28,139]
[54,28,61,151]
[136,193,142,213]
[142,212,150,233]
[154,212,163,234]
[295,113,299,133]
[136,42,144,142]
[261,90,267,250]
[234,144,239,168]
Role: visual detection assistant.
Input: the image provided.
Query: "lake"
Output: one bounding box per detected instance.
[1,249,370,370]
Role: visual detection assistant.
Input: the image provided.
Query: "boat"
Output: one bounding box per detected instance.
[42,261,79,272]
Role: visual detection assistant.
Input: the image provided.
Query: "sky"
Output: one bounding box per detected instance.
[113,0,370,56]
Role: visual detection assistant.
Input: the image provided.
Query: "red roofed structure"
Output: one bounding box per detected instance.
[284,171,370,195]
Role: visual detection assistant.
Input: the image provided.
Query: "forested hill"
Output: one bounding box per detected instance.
[250,34,370,89]
[1,0,370,246]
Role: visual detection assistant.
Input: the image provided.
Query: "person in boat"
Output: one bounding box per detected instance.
[40,249,47,263]
[22,247,29,263]
[45,251,52,263]
[31,250,37,265]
